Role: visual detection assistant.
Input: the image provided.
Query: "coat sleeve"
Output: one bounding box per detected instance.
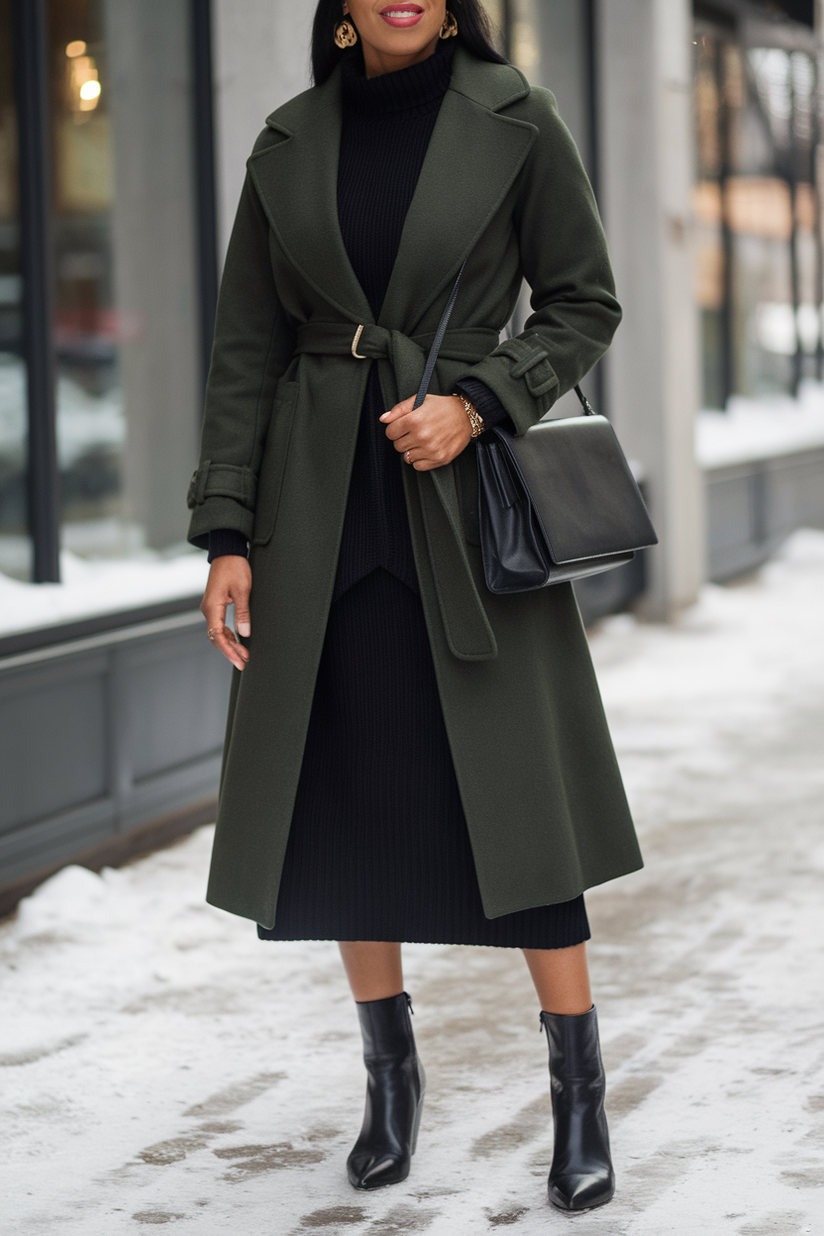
[454,88,621,436]
[187,167,295,548]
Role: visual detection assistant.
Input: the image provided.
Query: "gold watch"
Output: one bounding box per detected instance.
[454,392,485,438]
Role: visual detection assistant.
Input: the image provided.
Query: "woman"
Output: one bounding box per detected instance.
[188,0,642,1213]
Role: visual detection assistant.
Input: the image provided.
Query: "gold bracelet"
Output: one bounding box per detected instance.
[454,392,486,438]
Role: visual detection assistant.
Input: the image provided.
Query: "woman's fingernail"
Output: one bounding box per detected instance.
[237,621,251,637]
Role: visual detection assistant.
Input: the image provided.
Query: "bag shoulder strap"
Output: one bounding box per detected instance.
[574,384,597,416]
[413,262,467,410]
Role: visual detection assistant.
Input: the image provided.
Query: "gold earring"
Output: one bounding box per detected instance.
[439,10,458,39]
[334,19,358,49]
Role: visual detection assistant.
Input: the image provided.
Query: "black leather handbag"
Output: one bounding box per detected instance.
[414,266,658,597]
[475,386,658,594]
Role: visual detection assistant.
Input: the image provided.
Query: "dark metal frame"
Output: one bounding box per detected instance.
[9,0,218,585]
[695,0,813,25]
[787,51,804,395]
[12,0,60,583]
[713,30,737,406]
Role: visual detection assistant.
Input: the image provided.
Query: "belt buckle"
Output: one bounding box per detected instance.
[351,325,367,359]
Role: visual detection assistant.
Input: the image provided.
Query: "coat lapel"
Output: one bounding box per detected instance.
[248,74,374,325]
[248,50,534,331]
[380,54,535,331]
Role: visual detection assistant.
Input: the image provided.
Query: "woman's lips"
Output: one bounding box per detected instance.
[379,5,424,28]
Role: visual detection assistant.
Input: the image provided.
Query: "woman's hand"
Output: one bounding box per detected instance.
[200,555,252,671]
[380,393,471,471]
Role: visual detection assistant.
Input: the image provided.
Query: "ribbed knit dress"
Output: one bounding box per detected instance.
[220,43,590,948]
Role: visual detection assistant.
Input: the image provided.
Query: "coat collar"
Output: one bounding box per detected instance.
[247,48,536,332]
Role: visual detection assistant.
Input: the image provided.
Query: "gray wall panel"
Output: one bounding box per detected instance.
[707,468,756,556]
[706,448,824,581]
[125,636,228,782]
[0,660,108,834]
[0,799,115,885]
[0,612,229,890]
[118,754,223,832]
[779,453,824,528]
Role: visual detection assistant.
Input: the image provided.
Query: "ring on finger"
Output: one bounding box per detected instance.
[404,449,412,465]
[207,628,218,643]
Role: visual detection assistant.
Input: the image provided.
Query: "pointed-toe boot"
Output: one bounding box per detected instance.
[347,991,426,1190]
[540,1006,615,1212]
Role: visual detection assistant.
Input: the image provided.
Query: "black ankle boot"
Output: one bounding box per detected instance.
[347,992,426,1190]
[540,1006,615,1212]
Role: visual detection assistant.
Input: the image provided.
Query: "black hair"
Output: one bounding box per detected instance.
[310,0,508,86]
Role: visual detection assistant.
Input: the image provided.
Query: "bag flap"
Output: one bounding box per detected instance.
[493,415,658,564]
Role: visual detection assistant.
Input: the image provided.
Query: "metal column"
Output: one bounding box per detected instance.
[12,0,61,582]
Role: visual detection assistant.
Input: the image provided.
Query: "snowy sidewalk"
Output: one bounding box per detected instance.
[2,534,824,1236]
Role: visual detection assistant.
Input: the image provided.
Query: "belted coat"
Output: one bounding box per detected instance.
[187,47,643,930]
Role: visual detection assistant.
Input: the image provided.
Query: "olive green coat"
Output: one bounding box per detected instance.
[187,47,643,929]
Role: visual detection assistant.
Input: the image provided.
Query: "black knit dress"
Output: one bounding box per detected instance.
[243,46,589,947]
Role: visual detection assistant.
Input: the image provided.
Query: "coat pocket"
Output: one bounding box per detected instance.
[251,381,299,546]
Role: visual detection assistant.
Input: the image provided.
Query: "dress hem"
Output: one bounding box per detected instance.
[256,925,592,950]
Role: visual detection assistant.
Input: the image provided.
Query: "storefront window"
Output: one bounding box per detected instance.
[47,0,200,560]
[0,0,29,580]
[47,0,123,556]
[694,18,822,407]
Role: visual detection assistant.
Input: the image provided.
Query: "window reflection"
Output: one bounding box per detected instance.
[48,0,200,560]
[48,0,128,556]
[694,22,822,408]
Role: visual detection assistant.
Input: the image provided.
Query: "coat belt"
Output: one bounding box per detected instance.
[294,320,499,663]
[294,321,498,368]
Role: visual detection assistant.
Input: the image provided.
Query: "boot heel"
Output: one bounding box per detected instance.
[410,1086,425,1155]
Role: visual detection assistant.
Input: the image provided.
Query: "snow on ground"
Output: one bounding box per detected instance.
[0,549,209,638]
[2,532,824,1235]
[697,379,824,468]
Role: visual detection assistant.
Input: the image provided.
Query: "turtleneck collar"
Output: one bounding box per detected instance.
[341,38,455,117]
